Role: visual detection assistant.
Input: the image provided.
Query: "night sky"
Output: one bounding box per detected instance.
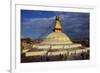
[21,10,89,40]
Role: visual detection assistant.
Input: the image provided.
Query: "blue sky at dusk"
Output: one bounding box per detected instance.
[21,10,89,40]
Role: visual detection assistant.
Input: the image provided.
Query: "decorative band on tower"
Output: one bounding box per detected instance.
[53,16,62,32]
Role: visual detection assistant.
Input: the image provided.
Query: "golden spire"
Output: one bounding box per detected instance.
[53,16,62,32]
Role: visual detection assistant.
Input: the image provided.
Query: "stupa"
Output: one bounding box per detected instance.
[33,16,82,49]
[25,16,89,58]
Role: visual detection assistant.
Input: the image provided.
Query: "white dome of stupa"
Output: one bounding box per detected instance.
[41,32,72,45]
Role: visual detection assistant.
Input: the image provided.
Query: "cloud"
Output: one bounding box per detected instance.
[21,13,89,39]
